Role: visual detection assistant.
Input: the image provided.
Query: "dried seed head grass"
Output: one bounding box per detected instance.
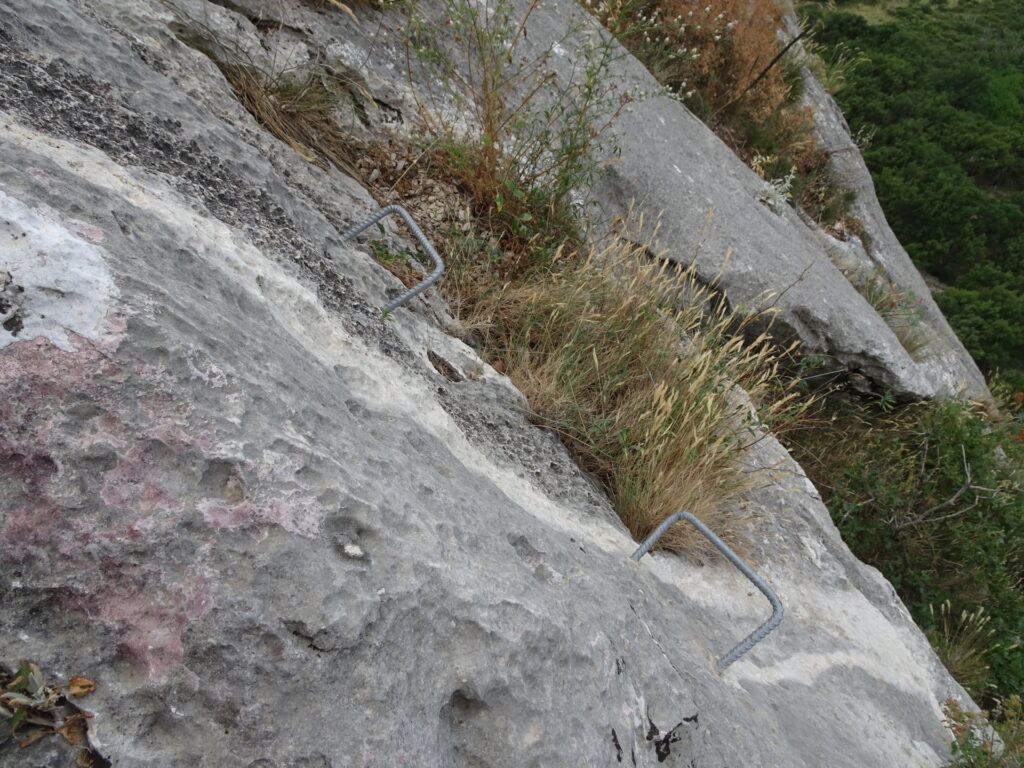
[928,601,999,698]
[220,63,363,177]
[467,234,804,560]
[855,275,932,360]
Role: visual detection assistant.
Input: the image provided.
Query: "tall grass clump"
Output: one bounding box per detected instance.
[467,235,803,558]
[219,63,362,176]
[928,601,999,700]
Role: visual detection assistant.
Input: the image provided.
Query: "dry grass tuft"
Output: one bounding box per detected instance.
[466,233,804,558]
[855,275,932,359]
[219,63,362,176]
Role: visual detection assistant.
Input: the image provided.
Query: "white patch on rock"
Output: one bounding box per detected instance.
[0,190,118,350]
[343,543,365,559]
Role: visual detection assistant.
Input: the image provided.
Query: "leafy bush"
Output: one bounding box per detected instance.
[785,392,1024,699]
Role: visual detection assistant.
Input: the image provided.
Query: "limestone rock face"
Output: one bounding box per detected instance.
[0,1,975,766]
[779,12,988,401]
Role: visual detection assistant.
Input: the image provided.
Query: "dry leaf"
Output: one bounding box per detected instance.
[66,677,97,697]
[16,729,48,748]
[58,720,87,745]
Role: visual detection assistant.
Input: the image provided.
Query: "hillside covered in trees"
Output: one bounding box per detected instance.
[805,0,1024,390]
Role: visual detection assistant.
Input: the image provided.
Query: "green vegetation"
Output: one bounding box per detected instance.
[786,390,1024,701]
[406,0,630,271]
[802,0,1024,389]
[794,0,1024,740]
[946,695,1024,767]
[368,0,805,557]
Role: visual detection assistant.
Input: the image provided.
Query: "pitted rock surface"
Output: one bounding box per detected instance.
[0,0,977,766]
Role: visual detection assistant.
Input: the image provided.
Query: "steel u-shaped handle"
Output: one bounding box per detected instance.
[341,205,445,312]
[632,511,784,671]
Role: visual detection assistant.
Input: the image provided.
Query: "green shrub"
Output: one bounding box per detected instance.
[803,0,1024,386]
[786,393,1024,698]
[407,0,629,269]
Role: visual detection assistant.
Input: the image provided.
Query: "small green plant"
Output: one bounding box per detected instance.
[757,165,796,213]
[946,695,1024,767]
[407,0,630,269]
[366,239,430,290]
[1,660,102,761]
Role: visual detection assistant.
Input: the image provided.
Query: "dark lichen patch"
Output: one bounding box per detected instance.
[2,313,24,335]
[0,44,378,336]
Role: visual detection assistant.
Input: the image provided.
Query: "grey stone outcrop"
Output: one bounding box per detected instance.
[0,0,980,766]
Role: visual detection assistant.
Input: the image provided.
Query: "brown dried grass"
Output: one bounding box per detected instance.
[466,232,804,558]
[220,63,361,176]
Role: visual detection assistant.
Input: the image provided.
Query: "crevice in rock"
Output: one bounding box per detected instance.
[282,620,334,653]
[629,602,687,684]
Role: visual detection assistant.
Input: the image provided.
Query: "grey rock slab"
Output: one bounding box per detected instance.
[0,0,975,766]
[780,12,988,400]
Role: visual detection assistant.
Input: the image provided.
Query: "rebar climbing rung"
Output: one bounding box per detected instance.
[631,511,784,671]
[340,205,445,312]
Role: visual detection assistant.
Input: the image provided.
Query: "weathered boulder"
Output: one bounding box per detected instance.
[0,0,976,766]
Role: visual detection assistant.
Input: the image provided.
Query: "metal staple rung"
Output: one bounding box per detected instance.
[341,204,445,312]
[631,511,784,671]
